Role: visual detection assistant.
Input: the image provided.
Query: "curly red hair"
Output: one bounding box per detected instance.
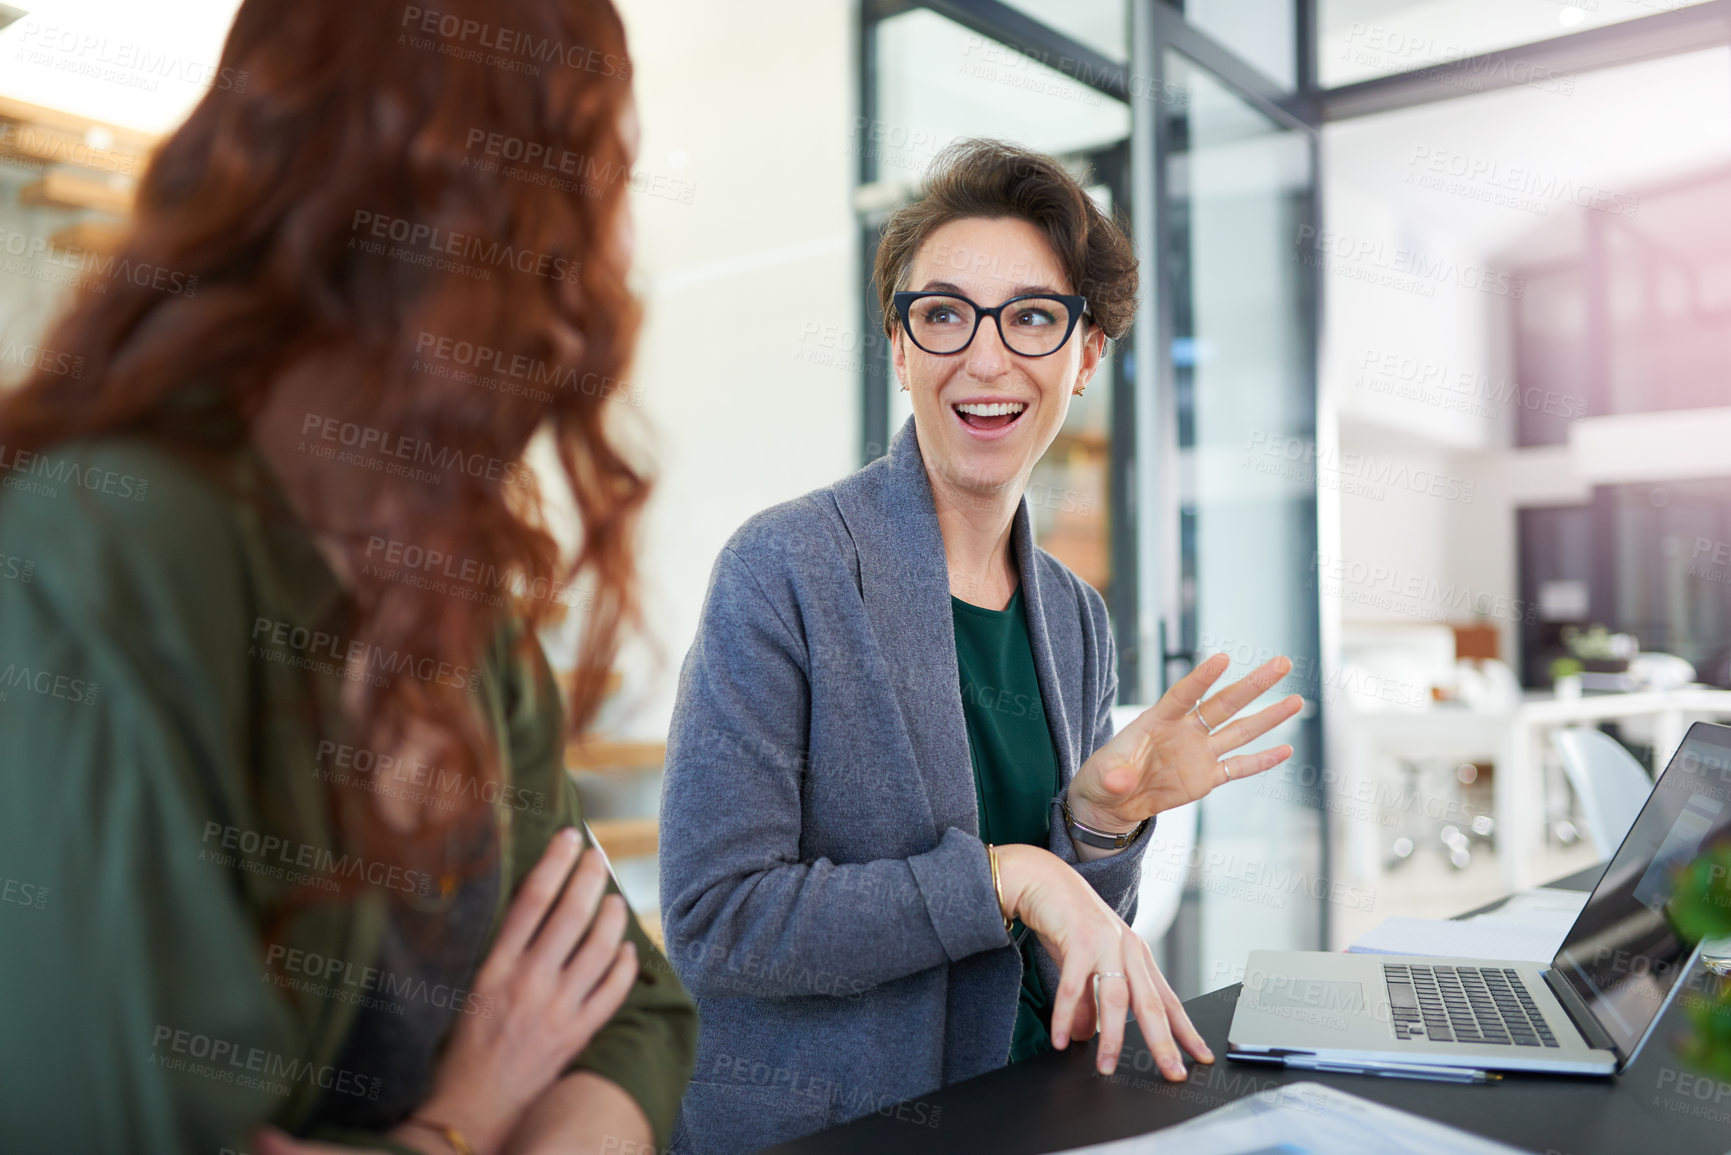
[0,0,646,881]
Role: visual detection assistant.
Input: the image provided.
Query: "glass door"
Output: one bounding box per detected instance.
[1155,47,1326,996]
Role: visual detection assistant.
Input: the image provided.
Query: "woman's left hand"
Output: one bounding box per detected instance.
[1068,653,1303,832]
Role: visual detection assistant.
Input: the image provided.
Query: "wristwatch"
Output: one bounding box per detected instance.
[1061,796,1149,851]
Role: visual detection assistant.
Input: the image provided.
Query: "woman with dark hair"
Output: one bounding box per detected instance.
[659,139,1302,1154]
[0,2,695,1153]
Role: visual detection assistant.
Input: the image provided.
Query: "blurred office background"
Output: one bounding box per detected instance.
[3,0,1730,998]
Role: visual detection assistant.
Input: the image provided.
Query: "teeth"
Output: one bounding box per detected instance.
[955,402,1027,417]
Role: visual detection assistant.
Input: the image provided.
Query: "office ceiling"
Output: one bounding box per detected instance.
[1319,0,1719,87]
[1324,47,1731,270]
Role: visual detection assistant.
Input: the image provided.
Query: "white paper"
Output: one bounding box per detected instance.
[1345,886,1589,963]
[1345,916,1565,963]
[1052,1081,1529,1155]
[1464,887,1588,932]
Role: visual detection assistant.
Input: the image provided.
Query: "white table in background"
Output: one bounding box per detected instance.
[1496,687,1731,888]
[1333,687,1731,892]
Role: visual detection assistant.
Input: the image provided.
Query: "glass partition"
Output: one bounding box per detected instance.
[1163,51,1325,989]
[866,7,1134,626]
[1177,0,1298,88]
[870,8,1129,189]
[997,0,1129,61]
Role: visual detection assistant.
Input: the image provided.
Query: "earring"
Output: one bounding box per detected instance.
[1073,386,1086,396]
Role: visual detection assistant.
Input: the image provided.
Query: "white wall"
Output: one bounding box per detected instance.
[1320,47,1731,674]
[0,0,862,743]
[595,0,860,738]
[0,0,243,134]
[1321,165,1528,665]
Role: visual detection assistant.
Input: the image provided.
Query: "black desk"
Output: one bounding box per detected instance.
[766,865,1731,1155]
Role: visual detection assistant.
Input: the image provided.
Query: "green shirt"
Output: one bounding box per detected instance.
[951,588,1061,1064]
[0,437,697,1153]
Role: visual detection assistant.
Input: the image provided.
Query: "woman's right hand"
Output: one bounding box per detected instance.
[403,828,640,1155]
[993,843,1212,1082]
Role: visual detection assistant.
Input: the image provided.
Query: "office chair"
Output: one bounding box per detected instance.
[1551,727,1655,860]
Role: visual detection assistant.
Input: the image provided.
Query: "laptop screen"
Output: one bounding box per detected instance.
[1552,722,1731,1060]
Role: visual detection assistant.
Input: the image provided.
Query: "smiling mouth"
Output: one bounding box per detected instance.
[952,401,1027,432]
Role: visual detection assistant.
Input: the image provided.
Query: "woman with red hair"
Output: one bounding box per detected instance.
[0,2,695,1152]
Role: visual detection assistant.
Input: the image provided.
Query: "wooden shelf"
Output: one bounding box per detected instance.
[19,168,132,216]
[589,816,659,860]
[0,95,156,157]
[567,738,666,774]
[0,120,142,180]
[0,97,153,221]
[49,220,128,256]
[635,909,665,953]
[553,668,625,705]
[1050,428,1109,456]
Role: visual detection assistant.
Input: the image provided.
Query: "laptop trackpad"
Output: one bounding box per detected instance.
[1260,979,1368,1013]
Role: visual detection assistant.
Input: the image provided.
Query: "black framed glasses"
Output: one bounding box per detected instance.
[892,291,1090,358]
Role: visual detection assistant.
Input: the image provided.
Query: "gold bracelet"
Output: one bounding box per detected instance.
[986,843,1013,935]
[404,1117,475,1155]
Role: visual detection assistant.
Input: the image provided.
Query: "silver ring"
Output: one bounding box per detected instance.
[1221,760,1233,783]
[1190,701,1214,735]
[1093,970,1127,999]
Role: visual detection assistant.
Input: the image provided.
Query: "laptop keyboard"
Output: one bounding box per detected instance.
[1382,963,1559,1047]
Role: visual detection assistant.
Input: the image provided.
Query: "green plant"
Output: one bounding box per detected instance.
[1672,842,1731,1082]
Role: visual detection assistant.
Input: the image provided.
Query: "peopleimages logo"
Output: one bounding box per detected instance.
[1407,146,1639,219]
[1693,538,1731,588]
[151,1024,381,1101]
[398,6,632,79]
[1294,225,1525,299]
[349,210,582,284]
[0,551,35,584]
[0,337,84,380]
[0,225,199,297]
[199,820,433,897]
[1311,552,1539,626]
[12,19,251,94]
[0,443,150,503]
[1244,430,1478,504]
[0,122,138,177]
[297,412,535,491]
[0,663,98,705]
[412,331,643,406]
[1339,24,1576,97]
[264,942,492,1018]
[461,129,695,205]
[314,738,547,814]
[1354,347,1588,422]
[250,614,484,692]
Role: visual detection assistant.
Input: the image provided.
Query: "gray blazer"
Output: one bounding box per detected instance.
[659,416,1152,1155]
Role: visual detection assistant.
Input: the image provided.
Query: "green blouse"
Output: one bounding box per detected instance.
[0,436,696,1152]
[951,588,1062,1064]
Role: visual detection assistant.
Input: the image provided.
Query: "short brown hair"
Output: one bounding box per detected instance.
[874,138,1139,342]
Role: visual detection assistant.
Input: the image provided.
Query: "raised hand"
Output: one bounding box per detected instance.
[1068,653,1302,833]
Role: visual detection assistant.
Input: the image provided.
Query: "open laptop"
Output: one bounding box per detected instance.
[1228,720,1731,1077]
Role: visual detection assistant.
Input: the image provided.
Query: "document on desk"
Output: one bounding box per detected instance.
[1346,888,1589,963]
[1052,1081,1527,1155]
